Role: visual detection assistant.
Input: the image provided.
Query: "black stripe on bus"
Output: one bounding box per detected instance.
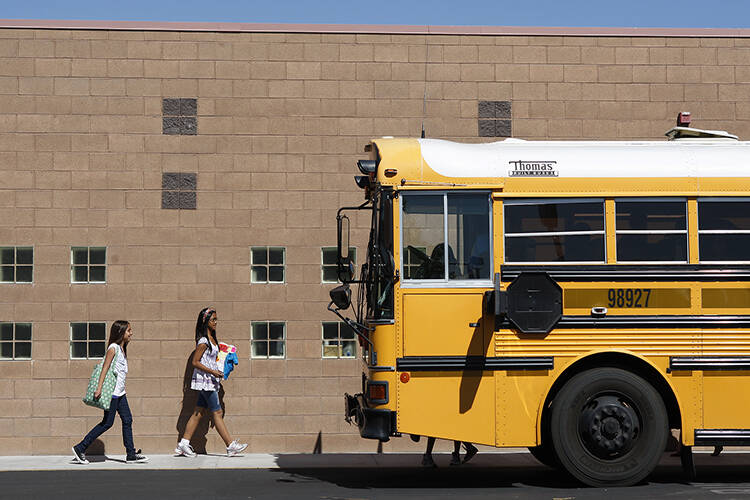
[695,429,750,446]
[497,315,750,329]
[670,357,750,371]
[396,356,553,372]
[501,265,750,282]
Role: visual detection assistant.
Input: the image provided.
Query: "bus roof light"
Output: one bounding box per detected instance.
[677,112,691,127]
[357,160,377,175]
[355,175,369,189]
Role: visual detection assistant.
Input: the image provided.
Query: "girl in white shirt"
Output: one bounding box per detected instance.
[175,307,247,457]
[72,320,148,464]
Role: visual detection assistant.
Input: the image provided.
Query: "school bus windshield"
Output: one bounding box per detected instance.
[364,188,394,321]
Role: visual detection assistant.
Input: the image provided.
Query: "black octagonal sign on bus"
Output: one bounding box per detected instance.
[506,272,562,334]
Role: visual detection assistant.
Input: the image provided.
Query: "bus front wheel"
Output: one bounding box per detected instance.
[550,368,668,487]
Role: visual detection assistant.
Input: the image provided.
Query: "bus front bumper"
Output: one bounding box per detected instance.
[344,392,395,442]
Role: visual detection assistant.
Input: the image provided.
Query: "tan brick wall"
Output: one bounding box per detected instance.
[1,27,750,455]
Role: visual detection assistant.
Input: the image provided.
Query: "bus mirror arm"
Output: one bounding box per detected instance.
[484,272,508,332]
[326,301,377,362]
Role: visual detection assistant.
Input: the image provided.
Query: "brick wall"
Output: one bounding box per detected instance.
[1,25,750,455]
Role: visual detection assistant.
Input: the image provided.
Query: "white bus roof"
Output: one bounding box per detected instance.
[417,136,750,179]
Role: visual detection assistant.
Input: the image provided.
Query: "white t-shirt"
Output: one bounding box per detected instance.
[108,343,128,397]
[191,337,220,391]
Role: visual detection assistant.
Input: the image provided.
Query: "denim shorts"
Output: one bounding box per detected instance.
[196,390,221,412]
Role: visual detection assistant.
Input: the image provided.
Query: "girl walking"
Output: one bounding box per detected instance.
[72,320,148,464]
[175,307,247,457]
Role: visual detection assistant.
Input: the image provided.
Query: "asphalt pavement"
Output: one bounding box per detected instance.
[1,449,750,499]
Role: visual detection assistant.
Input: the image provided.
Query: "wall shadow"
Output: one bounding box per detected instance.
[174,351,219,454]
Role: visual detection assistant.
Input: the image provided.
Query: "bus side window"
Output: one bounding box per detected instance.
[448,194,491,280]
[504,200,605,263]
[402,194,444,280]
[401,192,492,281]
[615,200,687,263]
[698,200,750,262]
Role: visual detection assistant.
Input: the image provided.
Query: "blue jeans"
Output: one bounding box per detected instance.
[195,389,221,412]
[76,394,135,458]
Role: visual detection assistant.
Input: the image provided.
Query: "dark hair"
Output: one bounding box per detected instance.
[108,320,130,358]
[195,307,218,347]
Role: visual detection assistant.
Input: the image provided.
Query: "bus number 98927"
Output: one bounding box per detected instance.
[608,288,651,308]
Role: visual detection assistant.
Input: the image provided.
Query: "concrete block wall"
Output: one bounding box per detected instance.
[1,23,750,454]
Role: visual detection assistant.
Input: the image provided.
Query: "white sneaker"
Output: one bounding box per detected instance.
[226,440,247,457]
[175,441,196,457]
[72,446,89,465]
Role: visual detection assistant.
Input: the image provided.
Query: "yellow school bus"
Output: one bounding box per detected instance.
[329,124,750,486]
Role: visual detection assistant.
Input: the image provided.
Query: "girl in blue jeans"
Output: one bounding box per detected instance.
[72,321,148,464]
[175,307,247,457]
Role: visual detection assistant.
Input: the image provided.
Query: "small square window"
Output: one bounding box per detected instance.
[478,101,512,137]
[69,322,106,359]
[251,247,285,284]
[0,322,32,360]
[71,247,106,283]
[321,247,357,283]
[251,321,286,359]
[162,172,197,210]
[322,321,357,359]
[162,98,198,135]
[0,247,33,283]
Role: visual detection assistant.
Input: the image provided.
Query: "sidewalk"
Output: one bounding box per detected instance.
[0,449,532,472]
[1,448,747,472]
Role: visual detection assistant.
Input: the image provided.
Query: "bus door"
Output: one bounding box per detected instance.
[697,199,750,431]
[396,192,496,446]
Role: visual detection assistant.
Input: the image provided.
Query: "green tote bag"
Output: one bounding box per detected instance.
[82,348,119,410]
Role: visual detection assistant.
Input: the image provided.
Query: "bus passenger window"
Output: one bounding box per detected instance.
[401,193,492,281]
[699,200,750,262]
[615,200,687,262]
[504,200,605,263]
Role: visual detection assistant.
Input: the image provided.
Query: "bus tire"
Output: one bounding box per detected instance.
[550,367,668,487]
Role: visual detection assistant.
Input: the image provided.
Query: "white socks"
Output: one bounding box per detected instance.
[179,438,190,447]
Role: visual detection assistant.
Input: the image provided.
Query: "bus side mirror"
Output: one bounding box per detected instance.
[337,213,350,257]
[337,214,353,283]
[329,284,352,310]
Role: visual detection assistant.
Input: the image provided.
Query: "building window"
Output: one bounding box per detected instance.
[321,247,356,283]
[162,172,197,210]
[504,199,606,264]
[70,322,106,359]
[478,100,511,138]
[71,247,106,283]
[162,97,197,135]
[615,199,687,262]
[698,199,750,262]
[322,321,356,359]
[0,323,31,360]
[1,247,33,283]
[403,246,427,279]
[251,247,285,283]
[251,321,285,359]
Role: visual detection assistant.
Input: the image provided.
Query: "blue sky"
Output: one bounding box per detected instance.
[3,0,750,28]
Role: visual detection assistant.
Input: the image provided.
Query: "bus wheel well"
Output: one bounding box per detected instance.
[541,353,681,435]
